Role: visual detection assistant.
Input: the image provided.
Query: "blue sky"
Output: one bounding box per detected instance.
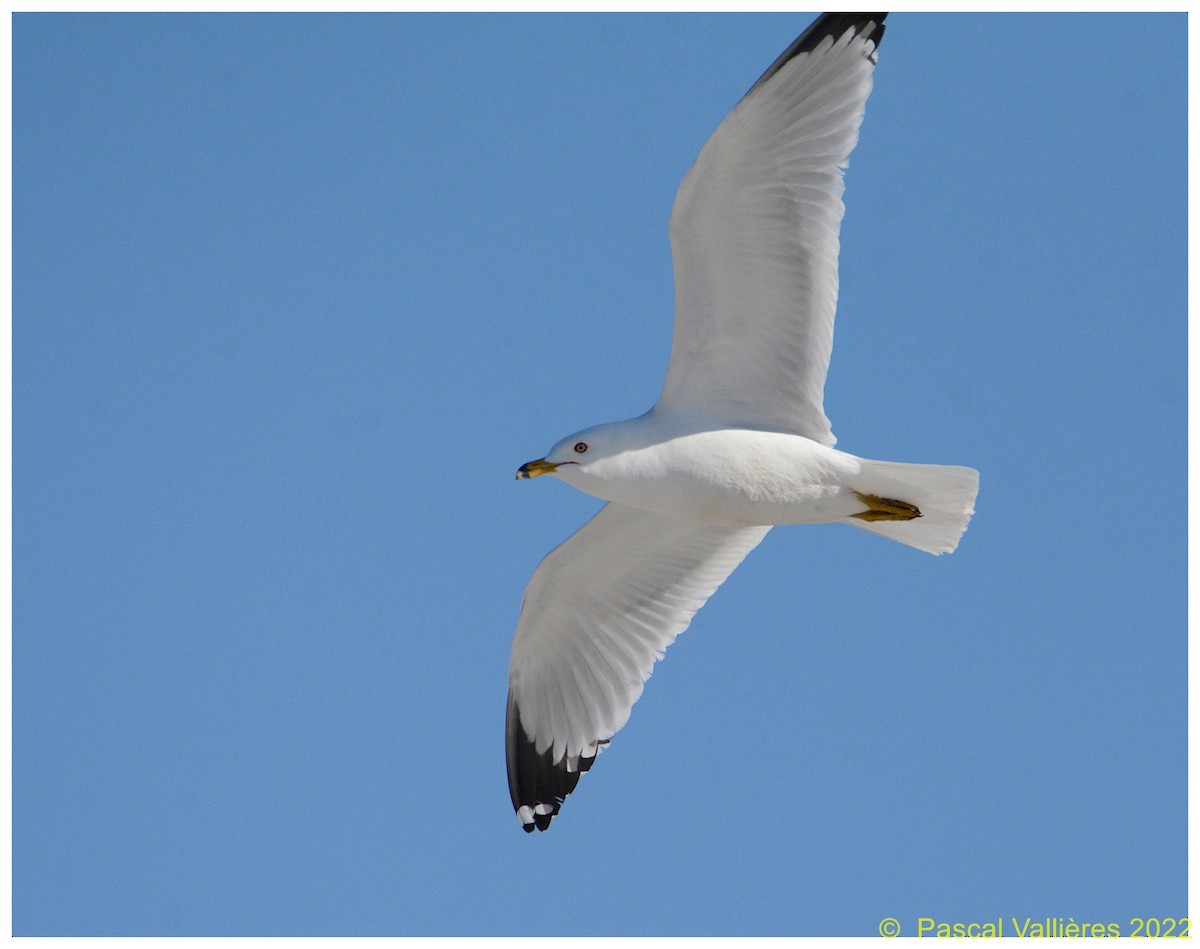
[14,12,1186,937]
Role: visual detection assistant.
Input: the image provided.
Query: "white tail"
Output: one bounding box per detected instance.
[848,459,980,555]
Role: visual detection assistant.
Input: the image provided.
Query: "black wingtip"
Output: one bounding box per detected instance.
[743,12,888,101]
[506,692,596,833]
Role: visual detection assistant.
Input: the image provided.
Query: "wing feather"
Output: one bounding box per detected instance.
[656,14,886,445]
[507,503,769,831]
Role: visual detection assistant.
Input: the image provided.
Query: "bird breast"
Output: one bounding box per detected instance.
[571,429,866,527]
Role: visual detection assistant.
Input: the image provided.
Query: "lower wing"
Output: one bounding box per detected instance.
[507,502,770,831]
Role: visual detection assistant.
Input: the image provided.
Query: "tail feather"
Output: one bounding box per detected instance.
[849,459,979,555]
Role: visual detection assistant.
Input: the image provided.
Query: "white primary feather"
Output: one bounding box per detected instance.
[509,503,769,767]
[658,21,882,444]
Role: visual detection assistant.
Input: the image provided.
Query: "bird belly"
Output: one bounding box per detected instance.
[619,475,864,527]
[571,430,867,527]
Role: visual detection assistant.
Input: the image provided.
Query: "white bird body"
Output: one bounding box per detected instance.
[548,419,872,527]
[539,414,977,549]
[505,13,980,833]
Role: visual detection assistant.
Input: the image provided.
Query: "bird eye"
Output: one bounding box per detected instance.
[574,442,588,454]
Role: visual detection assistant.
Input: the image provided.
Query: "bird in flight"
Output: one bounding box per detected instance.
[507,12,978,833]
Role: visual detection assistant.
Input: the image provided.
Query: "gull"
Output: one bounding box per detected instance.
[507,12,978,833]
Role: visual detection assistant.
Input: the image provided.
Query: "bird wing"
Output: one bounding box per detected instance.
[655,14,887,446]
[507,502,769,831]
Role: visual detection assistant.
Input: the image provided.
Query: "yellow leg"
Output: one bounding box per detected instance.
[851,491,922,522]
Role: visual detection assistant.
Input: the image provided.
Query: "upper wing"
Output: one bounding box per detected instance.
[655,14,887,446]
[507,502,769,831]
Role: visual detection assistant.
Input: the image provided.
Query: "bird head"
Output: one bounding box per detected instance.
[516,420,645,485]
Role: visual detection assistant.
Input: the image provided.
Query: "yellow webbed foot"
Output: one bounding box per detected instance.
[851,491,922,522]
